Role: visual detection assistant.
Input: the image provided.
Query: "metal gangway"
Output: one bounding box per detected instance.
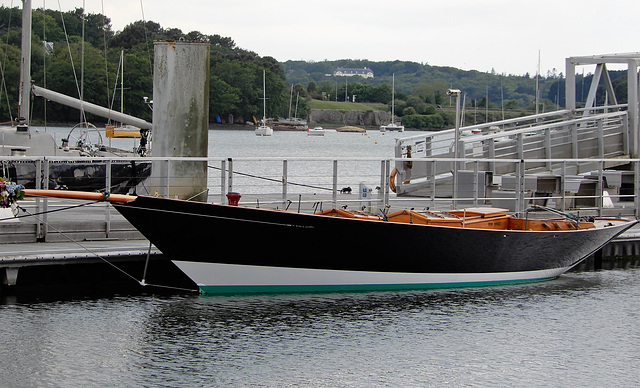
[392,53,640,204]
[393,107,630,195]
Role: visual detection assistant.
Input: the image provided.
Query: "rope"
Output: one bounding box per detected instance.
[16,204,199,294]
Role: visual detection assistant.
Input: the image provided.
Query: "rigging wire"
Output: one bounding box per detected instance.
[0,1,15,122]
[80,0,85,124]
[41,0,47,128]
[139,0,152,76]
[100,0,112,123]
[207,164,334,192]
[56,0,87,124]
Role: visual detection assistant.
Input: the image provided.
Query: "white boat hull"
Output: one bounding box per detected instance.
[255,125,273,136]
[173,261,570,294]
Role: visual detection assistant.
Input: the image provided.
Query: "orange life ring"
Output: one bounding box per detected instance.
[389,168,398,193]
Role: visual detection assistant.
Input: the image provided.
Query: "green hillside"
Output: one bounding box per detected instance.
[0,6,630,130]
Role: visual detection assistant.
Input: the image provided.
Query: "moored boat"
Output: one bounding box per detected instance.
[1,2,151,194]
[255,70,273,136]
[380,74,404,132]
[23,189,637,295]
[307,127,326,136]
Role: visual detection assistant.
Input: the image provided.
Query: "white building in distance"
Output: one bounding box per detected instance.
[333,67,374,78]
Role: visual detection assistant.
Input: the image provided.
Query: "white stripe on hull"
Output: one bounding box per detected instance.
[173,261,570,292]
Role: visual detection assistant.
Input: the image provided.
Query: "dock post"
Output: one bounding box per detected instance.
[150,41,210,201]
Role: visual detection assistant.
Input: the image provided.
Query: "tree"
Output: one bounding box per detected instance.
[307,81,317,93]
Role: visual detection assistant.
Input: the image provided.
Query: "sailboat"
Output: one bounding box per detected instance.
[255,70,273,136]
[0,0,151,193]
[23,188,637,295]
[380,74,404,132]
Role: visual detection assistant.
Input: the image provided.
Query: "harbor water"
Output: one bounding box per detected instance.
[3,128,639,386]
[2,269,640,386]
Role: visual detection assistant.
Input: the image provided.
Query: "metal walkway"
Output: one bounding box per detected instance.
[391,53,640,214]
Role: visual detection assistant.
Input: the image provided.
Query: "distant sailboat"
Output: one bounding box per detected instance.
[255,70,273,136]
[380,73,404,132]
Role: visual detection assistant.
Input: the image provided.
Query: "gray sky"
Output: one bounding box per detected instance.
[9,0,639,76]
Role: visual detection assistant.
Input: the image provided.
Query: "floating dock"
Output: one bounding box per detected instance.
[0,202,198,297]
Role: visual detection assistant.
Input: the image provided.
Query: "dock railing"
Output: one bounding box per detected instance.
[2,154,639,242]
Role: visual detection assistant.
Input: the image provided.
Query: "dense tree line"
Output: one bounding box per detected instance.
[0,6,297,125]
[282,60,629,123]
[0,6,628,129]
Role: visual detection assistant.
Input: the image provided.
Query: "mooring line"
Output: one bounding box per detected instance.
[17,205,199,294]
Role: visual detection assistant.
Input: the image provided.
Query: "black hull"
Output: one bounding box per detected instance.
[112,196,636,275]
[2,161,151,194]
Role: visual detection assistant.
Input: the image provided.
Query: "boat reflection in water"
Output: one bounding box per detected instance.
[24,189,638,295]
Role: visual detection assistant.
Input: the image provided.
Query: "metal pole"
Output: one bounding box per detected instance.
[227,158,233,194]
[105,159,112,237]
[448,89,461,208]
[635,160,640,219]
[282,159,288,203]
[18,0,31,123]
[332,160,338,208]
[220,159,226,204]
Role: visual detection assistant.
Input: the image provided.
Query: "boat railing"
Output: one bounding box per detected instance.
[2,155,639,242]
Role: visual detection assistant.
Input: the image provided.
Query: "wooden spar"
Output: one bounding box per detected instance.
[23,189,137,203]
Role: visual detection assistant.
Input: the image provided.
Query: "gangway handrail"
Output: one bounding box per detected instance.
[395,107,628,146]
[458,110,628,144]
[395,109,573,144]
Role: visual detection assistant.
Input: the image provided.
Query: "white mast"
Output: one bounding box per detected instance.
[18,0,32,124]
[391,73,396,124]
[535,50,540,116]
[262,69,267,124]
[120,50,124,115]
[288,83,293,118]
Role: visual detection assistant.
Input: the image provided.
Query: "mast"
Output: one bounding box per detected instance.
[391,73,395,124]
[288,83,293,118]
[535,50,540,116]
[120,50,124,115]
[18,0,32,124]
[262,69,267,123]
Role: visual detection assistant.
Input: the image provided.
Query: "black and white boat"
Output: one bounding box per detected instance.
[24,190,637,295]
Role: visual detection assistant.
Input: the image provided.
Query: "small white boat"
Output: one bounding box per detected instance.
[255,122,273,136]
[307,127,325,136]
[380,73,404,132]
[255,70,273,136]
[380,122,405,132]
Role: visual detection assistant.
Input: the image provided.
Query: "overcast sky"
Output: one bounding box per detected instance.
[8,0,639,76]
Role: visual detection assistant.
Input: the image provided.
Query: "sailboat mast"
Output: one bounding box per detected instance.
[120,50,124,115]
[535,50,540,116]
[18,0,32,123]
[262,70,267,123]
[391,73,395,124]
[288,83,293,118]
